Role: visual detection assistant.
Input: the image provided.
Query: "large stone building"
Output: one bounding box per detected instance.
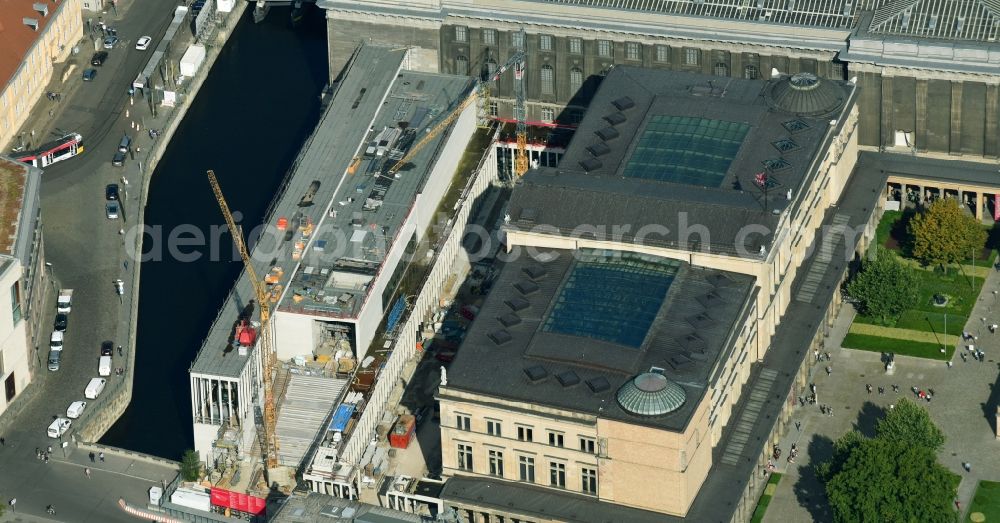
[435,66,881,522]
[319,0,1000,158]
[0,157,47,417]
[0,0,83,151]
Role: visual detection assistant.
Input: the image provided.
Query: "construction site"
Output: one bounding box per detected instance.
[174,38,531,521]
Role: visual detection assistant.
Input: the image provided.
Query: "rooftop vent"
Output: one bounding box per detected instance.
[616,372,686,416]
[488,329,513,346]
[579,158,603,172]
[603,112,626,125]
[523,265,548,281]
[782,119,811,134]
[33,3,49,16]
[594,127,620,141]
[524,365,548,382]
[505,297,530,312]
[514,280,539,295]
[518,207,538,224]
[686,312,716,329]
[23,17,39,31]
[696,291,726,309]
[611,96,635,111]
[586,142,611,157]
[667,353,694,370]
[556,370,580,387]
[498,313,522,327]
[762,158,791,172]
[677,332,708,353]
[772,138,799,153]
[586,376,611,393]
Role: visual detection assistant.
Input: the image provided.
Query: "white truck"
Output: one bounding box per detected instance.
[57,289,73,314]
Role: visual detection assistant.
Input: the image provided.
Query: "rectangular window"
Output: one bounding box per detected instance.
[540,66,554,95]
[625,42,640,61]
[541,107,555,123]
[511,31,525,49]
[581,467,598,494]
[684,48,700,65]
[597,40,612,57]
[455,26,468,43]
[456,414,471,431]
[10,282,21,325]
[656,45,671,63]
[518,456,535,482]
[488,450,504,477]
[458,444,473,471]
[569,38,582,54]
[489,101,498,117]
[579,437,596,454]
[549,462,566,488]
[548,432,564,447]
[517,426,533,442]
[483,29,496,45]
[539,35,553,51]
[487,420,502,437]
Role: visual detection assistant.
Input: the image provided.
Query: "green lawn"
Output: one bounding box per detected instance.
[842,333,954,360]
[751,473,782,523]
[967,480,1000,522]
[854,265,982,335]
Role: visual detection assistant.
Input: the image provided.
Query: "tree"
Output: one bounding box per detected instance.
[180,449,202,481]
[910,198,986,270]
[876,398,945,451]
[847,247,919,323]
[824,437,956,523]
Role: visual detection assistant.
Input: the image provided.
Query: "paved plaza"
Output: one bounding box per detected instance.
[764,267,1000,522]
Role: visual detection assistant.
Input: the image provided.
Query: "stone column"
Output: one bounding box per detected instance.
[977,192,984,221]
[882,75,895,149]
[951,81,964,155]
[986,83,999,158]
[916,79,928,151]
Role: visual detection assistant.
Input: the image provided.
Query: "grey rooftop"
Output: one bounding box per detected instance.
[443,248,756,433]
[505,66,855,257]
[190,44,472,378]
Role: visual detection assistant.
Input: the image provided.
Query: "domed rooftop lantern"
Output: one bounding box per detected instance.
[765,72,846,117]
[616,372,687,416]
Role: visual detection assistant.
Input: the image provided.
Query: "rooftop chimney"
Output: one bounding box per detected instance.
[33,3,49,16]
[23,18,39,31]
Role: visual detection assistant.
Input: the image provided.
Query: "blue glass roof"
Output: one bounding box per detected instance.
[622,115,750,187]
[542,250,680,348]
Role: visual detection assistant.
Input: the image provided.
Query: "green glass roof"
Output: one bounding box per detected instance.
[542,250,680,348]
[622,115,750,187]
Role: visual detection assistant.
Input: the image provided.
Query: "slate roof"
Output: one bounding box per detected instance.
[442,248,756,433]
[506,66,856,258]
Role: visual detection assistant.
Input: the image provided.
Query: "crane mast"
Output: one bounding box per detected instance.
[511,30,528,177]
[206,169,279,471]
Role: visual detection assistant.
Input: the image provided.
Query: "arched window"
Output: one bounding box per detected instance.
[569,68,583,94]
[744,64,759,80]
[541,64,555,95]
[713,62,729,77]
[483,58,498,81]
[456,55,469,76]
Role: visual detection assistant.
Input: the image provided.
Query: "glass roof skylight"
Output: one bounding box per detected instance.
[622,115,749,187]
[542,250,680,348]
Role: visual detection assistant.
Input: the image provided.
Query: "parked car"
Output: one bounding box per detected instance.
[101,341,113,356]
[106,201,120,219]
[54,313,68,331]
[47,418,72,438]
[82,68,97,81]
[66,401,87,419]
[135,36,152,50]
[90,51,108,66]
[105,184,120,201]
[112,150,126,167]
[435,350,457,363]
[103,35,118,49]
[50,331,64,351]
[46,349,62,371]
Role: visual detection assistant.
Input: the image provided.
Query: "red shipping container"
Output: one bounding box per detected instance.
[210,487,266,515]
[389,415,416,449]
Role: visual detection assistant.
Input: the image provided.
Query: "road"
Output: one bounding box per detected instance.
[0,2,182,520]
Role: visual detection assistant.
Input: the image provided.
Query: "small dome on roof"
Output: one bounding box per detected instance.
[766,73,846,117]
[616,372,686,416]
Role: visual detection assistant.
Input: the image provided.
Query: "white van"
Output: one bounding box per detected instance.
[85,378,107,399]
[47,418,72,438]
[98,356,112,377]
[66,401,87,419]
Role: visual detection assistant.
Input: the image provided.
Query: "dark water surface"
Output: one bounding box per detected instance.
[100,7,328,459]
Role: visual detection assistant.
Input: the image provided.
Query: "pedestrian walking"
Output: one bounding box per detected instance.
[99,452,105,462]
[47,445,52,454]
[961,352,968,362]
[9,498,15,512]
[89,452,95,462]
[825,366,832,376]
[43,454,48,464]
[892,384,899,393]
[963,462,972,472]
[825,351,831,361]
[866,384,873,394]
[117,345,123,357]
[84,467,91,479]
[878,386,885,395]
[795,421,802,431]
[1,436,5,446]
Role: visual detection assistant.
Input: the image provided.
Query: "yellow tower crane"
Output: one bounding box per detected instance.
[206,169,279,471]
